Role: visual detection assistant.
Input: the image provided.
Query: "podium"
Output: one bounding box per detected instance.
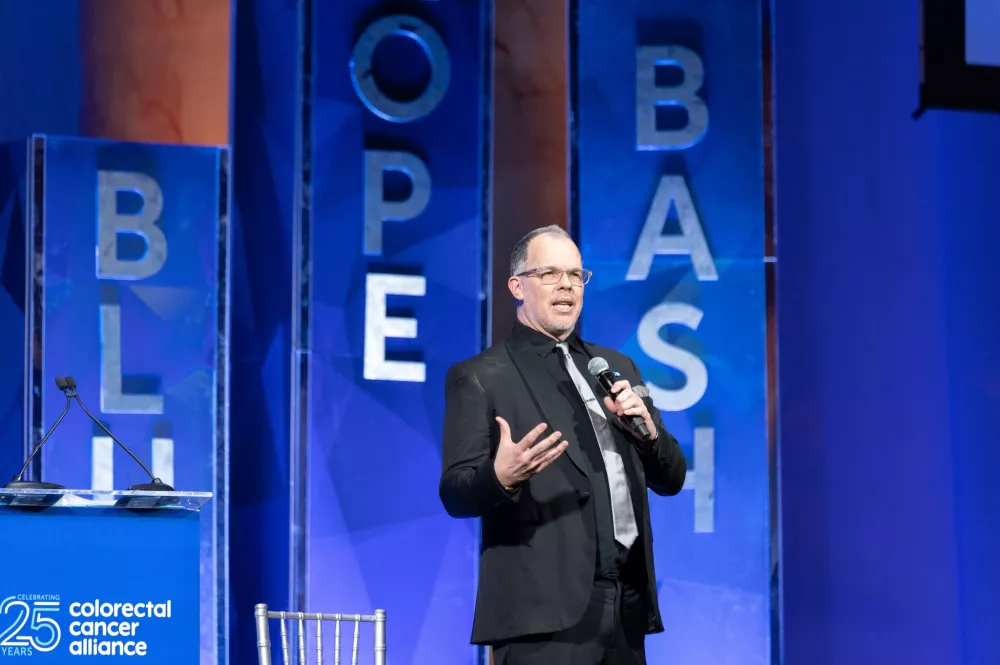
[0,488,210,663]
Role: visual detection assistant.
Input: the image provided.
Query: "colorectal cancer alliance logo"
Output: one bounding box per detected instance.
[0,594,173,658]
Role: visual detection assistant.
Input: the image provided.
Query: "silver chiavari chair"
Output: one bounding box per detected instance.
[255,604,386,665]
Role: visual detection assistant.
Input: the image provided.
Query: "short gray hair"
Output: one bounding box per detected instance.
[509,225,572,276]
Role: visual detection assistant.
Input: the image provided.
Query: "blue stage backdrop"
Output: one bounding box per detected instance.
[774,0,1000,662]
[572,1,770,662]
[21,136,229,665]
[306,1,489,662]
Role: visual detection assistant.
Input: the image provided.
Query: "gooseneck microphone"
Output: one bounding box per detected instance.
[587,357,651,439]
[62,376,174,492]
[4,377,73,489]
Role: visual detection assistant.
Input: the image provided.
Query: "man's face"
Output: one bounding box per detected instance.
[509,234,585,341]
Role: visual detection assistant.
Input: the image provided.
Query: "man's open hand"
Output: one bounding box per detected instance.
[493,418,568,488]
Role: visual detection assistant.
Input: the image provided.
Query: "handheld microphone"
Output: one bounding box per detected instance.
[4,377,72,489]
[63,376,174,492]
[587,357,651,440]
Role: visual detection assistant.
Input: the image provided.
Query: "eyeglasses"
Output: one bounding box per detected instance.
[516,268,592,286]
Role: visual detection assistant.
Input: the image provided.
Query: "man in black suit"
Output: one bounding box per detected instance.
[439,225,688,664]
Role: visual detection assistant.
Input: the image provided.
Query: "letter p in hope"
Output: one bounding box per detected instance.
[363,150,430,256]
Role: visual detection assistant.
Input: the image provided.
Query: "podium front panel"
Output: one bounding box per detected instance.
[0,507,199,663]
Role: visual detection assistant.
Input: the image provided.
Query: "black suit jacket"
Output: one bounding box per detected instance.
[439,328,687,645]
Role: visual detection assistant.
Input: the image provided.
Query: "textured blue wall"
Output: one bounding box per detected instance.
[774,0,1000,663]
[229,1,300,663]
[940,125,1000,665]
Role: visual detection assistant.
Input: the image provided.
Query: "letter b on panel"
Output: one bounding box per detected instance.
[97,170,167,280]
[636,46,708,150]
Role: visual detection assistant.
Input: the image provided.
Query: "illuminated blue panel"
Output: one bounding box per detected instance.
[26,136,229,665]
[307,1,489,663]
[573,2,770,663]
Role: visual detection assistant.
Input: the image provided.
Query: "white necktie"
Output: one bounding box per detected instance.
[557,343,639,549]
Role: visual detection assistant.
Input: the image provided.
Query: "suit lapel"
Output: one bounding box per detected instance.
[504,340,589,479]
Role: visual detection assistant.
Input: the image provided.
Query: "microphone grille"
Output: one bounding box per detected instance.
[587,357,609,377]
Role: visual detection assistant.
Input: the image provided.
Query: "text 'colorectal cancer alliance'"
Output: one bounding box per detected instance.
[68,599,173,657]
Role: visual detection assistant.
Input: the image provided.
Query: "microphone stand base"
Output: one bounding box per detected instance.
[3,480,65,490]
[127,482,175,492]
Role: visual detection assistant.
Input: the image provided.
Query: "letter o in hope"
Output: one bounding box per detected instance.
[350,14,450,122]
